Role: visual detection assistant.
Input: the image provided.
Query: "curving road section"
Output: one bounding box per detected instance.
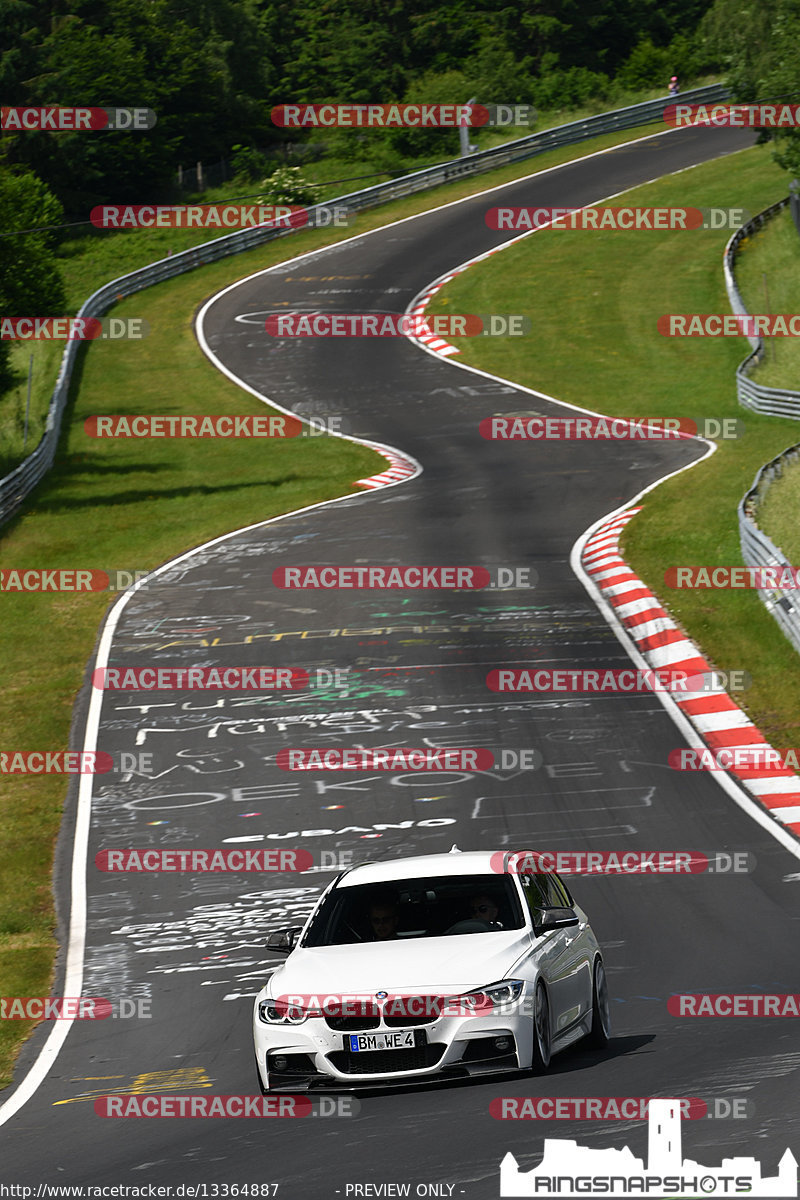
[3,123,800,1198]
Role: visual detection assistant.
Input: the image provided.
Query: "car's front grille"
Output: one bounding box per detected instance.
[383,1011,437,1028]
[327,1044,446,1075]
[324,1015,381,1032]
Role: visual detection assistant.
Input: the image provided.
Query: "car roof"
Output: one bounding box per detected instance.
[335,849,512,888]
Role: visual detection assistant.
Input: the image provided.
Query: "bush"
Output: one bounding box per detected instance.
[230,144,272,184]
[532,67,611,111]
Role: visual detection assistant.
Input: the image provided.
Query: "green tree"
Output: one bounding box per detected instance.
[0,167,65,316]
[0,165,65,399]
[700,0,800,176]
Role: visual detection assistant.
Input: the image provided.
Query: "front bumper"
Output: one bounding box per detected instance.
[253,1010,527,1090]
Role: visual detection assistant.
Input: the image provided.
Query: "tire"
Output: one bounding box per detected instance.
[586,957,611,1048]
[530,982,552,1072]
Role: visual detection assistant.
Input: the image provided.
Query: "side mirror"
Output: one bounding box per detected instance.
[267,926,303,954]
[533,908,579,937]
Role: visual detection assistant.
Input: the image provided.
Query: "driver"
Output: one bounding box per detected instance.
[469,893,503,928]
[368,893,400,940]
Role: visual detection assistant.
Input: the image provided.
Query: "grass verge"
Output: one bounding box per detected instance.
[735,205,800,391]
[427,142,800,752]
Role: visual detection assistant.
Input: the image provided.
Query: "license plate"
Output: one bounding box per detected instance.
[347,1030,422,1052]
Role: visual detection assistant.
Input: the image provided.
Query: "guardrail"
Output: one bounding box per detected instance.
[726,199,800,653]
[723,196,800,417]
[0,82,729,528]
[739,445,800,654]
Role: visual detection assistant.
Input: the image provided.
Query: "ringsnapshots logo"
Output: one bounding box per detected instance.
[486,207,749,232]
[264,313,530,337]
[271,103,534,128]
[1,106,156,131]
[498,1098,796,1197]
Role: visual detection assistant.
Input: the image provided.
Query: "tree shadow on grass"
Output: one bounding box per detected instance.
[25,473,309,512]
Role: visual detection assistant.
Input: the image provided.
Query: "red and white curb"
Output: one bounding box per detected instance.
[408,277,465,356]
[583,508,800,837]
[407,249,501,357]
[356,444,419,490]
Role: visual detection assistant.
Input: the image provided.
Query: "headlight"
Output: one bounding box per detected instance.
[456,979,525,1015]
[257,999,310,1025]
[484,979,525,1006]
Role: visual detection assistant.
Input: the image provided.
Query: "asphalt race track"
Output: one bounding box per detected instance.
[3,123,800,1196]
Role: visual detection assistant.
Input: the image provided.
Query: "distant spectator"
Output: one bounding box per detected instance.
[669,76,679,97]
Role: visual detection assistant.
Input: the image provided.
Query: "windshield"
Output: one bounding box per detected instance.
[301,873,526,947]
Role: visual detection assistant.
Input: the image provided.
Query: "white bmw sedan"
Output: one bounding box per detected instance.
[253,848,609,1089]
